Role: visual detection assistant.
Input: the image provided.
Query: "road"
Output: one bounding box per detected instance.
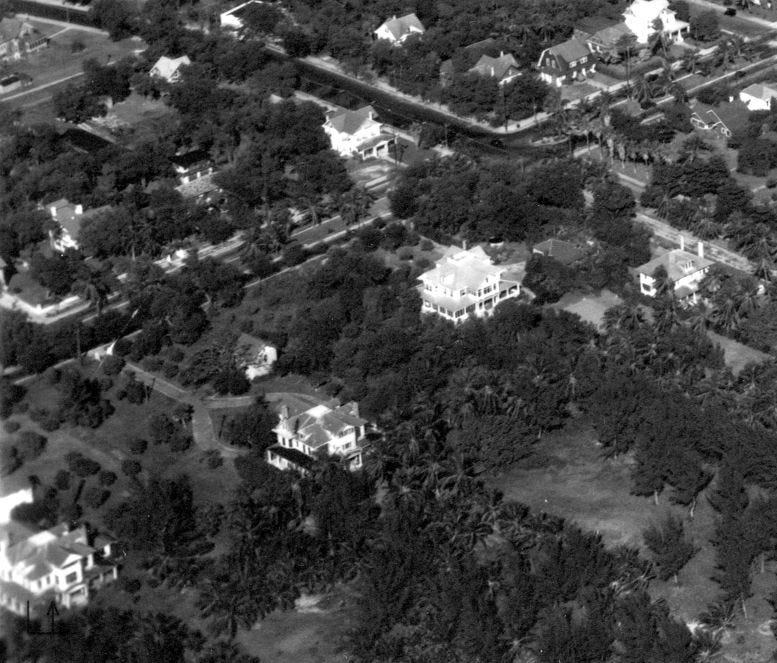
[686,0,777,30]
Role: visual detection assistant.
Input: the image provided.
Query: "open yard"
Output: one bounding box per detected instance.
[708,329,770,375]
[553,289,623,330]
[1,22,144,121]
[489,419,777,660]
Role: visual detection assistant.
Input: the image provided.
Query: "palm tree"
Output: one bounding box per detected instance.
[74,265,113,316]
[616,33,639,85]
[337,185,373,226]
[681,48,700,74]
[631,73,654,105]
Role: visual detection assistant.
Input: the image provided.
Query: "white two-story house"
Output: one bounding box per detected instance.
[373,13,425,46]
[0,522,118,616]
[418,245,523,323]
[323,105,395,159]
[266,394,368,472]
[636,238,713,302]
[623,0,688,44]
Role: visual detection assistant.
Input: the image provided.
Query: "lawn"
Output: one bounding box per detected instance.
[707,329,770,375]
[488,418,777,660]
[553,289,623,330]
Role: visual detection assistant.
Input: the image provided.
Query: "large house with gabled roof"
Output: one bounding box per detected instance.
[636,238,713,302]
[266,394,369,472]
[373,13,425,45]
[0,522,118,616]
[323,105,395,159]
[418,245,523,323]
[537,38,596,87]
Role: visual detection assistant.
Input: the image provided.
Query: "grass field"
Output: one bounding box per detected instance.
[707,329,771,375]
[489,418,777,660]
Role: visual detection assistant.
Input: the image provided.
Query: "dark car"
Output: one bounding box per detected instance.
[724,7,736,15]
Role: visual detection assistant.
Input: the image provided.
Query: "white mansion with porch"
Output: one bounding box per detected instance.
[323,105,395,159]
[0,521,118,616]
[636,238,713,302]
[266,394,368,472]
[418,245,523,323]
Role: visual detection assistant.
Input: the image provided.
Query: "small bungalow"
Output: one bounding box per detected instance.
[150,55,191,84]
[170,149,214,184]
[739,83,777,112]
[689,99,751,138]
[469,52,521,86]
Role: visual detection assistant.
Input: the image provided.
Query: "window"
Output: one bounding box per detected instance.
[65,572,78,584]
[342,442,352,450]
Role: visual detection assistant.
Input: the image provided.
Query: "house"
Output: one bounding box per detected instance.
[622,0,688,44]
[636,238,713,302]
[689,99,751,138]
[578,21,635,60]
[149,55,191,83]
[220,0,268,30]
[235,333,277,380]
[739,83,777,112]
[0,72,32,94]
[373,13,425,45]
[537,38,596,87]
[322,105,395,159]
[47,199,84,252]
[0,18,50,61]
[418,245,523,323]
[469,52,521,86]
[439,38,498,86]
[266,394,369,472]
[170,149,214,184]
[532,238,584,266]
[0,522,118,616]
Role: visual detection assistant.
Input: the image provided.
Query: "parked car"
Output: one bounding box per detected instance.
[724,8,736,15]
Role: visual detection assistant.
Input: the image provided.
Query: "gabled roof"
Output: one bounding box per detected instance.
[533,239,584,265]
[326,105,377,135]
[272,395,366,450]
[547,38,591,64]
[420,245,506,292]
[690,100,751,135]
[150,55,191,82]
[470,53,519,80]
[637,248,713,281]
[575,16,618,37]
[741,83,777,103]
[376,13,425,41]
[589,22,634,47]
[170,149,210,170]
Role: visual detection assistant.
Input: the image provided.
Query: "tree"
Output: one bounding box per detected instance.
[222,398,277,451]
[53,84,106,123]
[88,0,136,39]
[690,10,721,42]
[643,513,697,582]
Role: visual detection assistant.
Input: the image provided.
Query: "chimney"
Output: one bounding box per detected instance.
[75,204,83,215]
[679,235,685,252]
[698,241,704,259]
[281,405,289,420]
[462,239,468,250]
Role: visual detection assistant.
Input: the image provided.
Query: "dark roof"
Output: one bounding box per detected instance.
[470,53,519,80]
[690,100,751,134]
[267,444,316,471]
[170,149,211,169]
[533,239,584,265]
[547,38,590,65]
[326,106,377,135]
[575,16,617,37]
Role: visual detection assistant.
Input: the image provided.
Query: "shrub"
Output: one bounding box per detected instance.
[54,469,72,490]
[164,346,185,363]
[205,450,223,469]
[16,431,47,462]
[121,459,141,476]
[414,257,432,271]
[102,355,125,376]
[70,38,85,52]
[0,446,21,476]
[149,413,175,445]
[112,338,133,356]
[128,438,147,455]
[767,177,777,189]
[0,379,25,419]
[58,502,82,523]
[119,577,142,593]
[98,377,114,392]
[420,238,434,252]
[99,470,117,486]
[397,247,414,261]
[283,242,307,267]
[67,453,101,478]
[169,430,192,452]
[11,500,57,528]
[4,420,20,434]
[162,362,179,378]
[142,356,164,373]
[83,486,110,509]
